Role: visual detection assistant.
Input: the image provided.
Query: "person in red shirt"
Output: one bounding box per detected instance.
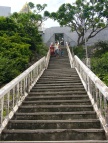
[50,42,54,56]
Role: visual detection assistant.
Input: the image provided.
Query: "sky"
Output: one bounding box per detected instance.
[0,0,76,28]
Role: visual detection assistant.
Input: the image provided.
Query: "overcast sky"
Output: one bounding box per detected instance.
[0,0,76,28]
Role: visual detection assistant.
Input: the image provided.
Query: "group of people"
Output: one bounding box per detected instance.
[50,41,63,57]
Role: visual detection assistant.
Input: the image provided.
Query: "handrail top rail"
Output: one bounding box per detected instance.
[0,56,45,99]
[74,55,108,99]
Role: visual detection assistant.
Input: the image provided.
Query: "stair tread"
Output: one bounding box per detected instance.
[29,91,86,94]
[1,141,108,143]
[15,111,96,115]
[19,105,93,108]
[3,129,104,133]
[23,100,90,103]
[9,119,100,123]
[27,95,88,98]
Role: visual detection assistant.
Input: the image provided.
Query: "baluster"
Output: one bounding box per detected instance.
[27,74,30,92]
[1,97,4,124]
[31,71,33,85]
[16,83,19,103]
[96,88,99,108]
[7,92,10,114]
[22,79,25,96]
[99,92,103,115]
[25,76,28,93]
[12,87,15,108]
[104,97,108,124]
[20,81,23,98]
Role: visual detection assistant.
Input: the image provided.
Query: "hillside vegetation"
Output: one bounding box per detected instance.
[0,12,48,87]
[91,41,108,86]
[73,41,108,86]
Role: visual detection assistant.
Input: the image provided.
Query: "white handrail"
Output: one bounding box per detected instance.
[46,49,50,69]
[66,43,108,136]
[66,42,74,68]
[75,56,108,98]
[0,50,50,133]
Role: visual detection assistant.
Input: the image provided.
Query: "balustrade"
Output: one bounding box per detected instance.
[66,43,108,136]
[0,50,50,133]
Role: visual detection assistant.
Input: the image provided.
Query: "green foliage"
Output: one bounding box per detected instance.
[91,42,108,86]
[46,0,108,45]
[37,44,48,56]
[92,41,108,57]
[0,2,48,87]
[73,46,85,59]
[0,56,20,84]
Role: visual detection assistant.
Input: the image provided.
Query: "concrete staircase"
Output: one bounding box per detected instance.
[1,48,107,142]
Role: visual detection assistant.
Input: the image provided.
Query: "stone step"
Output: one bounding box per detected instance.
[30,88,85,92]
[18,105,93,112]
[34,84,84,89]
[48,66,71,68]
[35,83,83,87]
[40,74,79,78]
[43,69,76,73]
[28,91,87,95]
[37,80,82,84]
[38,80,81,83]
[43,70,76,73]
[41,75,78,78]
[1,141,108,143]
[48,62,70,64]
[42,71,77,75]
[48,63,70,66]
[44,68,76,71]
[48,64,70,66]
[48,65,70,68]
[50,57,69,59]
[26,95,88,100]
[22,99,91,105]
[50,59,69,61]
[34,76,80,80]
[48,67,71,69]
[48,62,70,65]
[40,76,80,79]
[22,100,91,106]
[14,111,97,120]
[1,129,106,141]
[7,119,101,129]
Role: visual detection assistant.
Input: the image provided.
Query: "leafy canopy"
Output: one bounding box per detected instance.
[0,2,48,86]
[46,0,108,45]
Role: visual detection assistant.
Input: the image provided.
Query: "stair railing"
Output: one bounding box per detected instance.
[0,49,50,133]
[66,42,74,68]
[46,49,50,69]
[66,43,108,136]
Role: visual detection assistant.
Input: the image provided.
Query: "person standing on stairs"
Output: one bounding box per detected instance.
[58,43,64,56]
[54,41,59,57]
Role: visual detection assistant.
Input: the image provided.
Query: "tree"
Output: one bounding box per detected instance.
[0,2,48,86]
[11,2,48,51]
[28,2,47,26]
[46,0,108,45]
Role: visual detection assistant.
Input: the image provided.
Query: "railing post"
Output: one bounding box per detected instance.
[1,97,4,125]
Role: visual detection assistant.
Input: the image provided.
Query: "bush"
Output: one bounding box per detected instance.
[91,52,108,86]
[73,45,85,59]
[93,41,108,57]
